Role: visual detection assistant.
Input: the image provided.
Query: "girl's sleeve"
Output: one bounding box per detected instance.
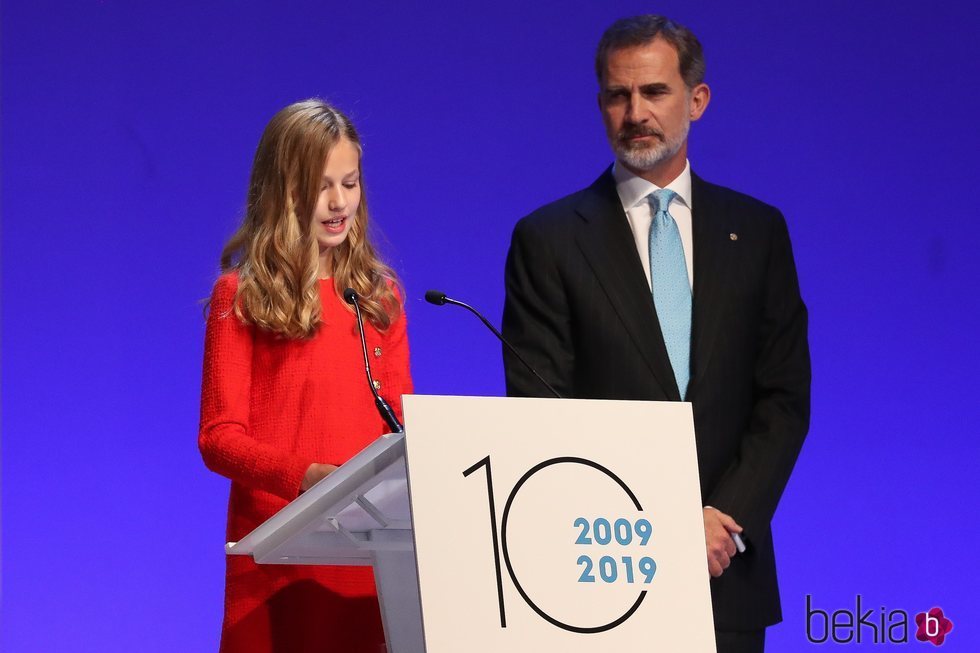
[380,302,414,426]
[198,275,310,500]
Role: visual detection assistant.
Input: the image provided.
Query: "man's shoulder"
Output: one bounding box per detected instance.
[518,190,585,230]
[695,174,784,222]
[515,170,614,234]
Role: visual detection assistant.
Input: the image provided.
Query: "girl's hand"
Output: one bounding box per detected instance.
[301,463,339,492]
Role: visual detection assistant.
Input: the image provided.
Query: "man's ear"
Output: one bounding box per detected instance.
[689,83,711,121]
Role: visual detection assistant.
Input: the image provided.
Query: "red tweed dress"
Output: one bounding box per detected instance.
[199,273,413,653]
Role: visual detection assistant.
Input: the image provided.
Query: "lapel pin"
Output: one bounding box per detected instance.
[729,233,738,241]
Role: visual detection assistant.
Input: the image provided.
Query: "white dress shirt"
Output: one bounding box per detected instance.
[613,160,694,290]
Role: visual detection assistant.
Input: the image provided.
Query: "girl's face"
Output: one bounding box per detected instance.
[312,138,361,259]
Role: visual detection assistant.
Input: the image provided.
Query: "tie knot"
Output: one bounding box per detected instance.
[648,188,678,215]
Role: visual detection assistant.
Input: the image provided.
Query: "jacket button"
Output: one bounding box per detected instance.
[373,379,382,390]
[374,347,382,357]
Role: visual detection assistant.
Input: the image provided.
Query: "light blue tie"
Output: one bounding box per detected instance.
[648,189,691,399]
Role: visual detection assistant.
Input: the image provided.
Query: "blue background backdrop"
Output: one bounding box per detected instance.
[3,0,978,649]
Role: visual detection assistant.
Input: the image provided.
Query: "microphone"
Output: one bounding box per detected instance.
[424,289,563,399]
[343,288,404,433]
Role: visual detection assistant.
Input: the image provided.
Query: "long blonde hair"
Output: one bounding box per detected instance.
[219,99,402,338]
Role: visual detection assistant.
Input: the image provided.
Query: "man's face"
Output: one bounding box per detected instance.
[599,38,709,174]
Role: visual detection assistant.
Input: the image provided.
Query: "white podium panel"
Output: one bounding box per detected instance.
[403,395,715,653]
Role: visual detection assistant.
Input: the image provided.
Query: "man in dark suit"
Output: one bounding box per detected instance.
[502,15,810,653]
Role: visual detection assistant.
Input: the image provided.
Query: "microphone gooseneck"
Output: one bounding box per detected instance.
[424,289,563,399]
[343,287,405,433]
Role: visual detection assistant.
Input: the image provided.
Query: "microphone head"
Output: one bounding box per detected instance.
[343,288,358,305]
[424,290,448,306]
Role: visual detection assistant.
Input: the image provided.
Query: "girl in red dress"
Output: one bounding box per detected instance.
[199,99,412,653]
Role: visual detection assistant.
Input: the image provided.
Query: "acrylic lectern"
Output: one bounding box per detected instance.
[225,431,422,653]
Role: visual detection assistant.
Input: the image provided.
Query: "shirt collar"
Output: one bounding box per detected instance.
[612,159,693,211]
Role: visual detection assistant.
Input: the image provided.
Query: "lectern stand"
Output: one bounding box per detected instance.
[225,432,423,653]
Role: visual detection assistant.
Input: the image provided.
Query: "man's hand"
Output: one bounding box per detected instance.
[704,507,743,578]
[300,463,339,492]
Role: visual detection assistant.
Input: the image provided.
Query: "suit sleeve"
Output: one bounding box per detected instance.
[198,275,311,500]
[502,217,575,398]
[705,211,811,539]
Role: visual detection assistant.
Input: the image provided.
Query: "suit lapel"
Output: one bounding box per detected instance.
[573,170,681,400]
[689,173,735,396]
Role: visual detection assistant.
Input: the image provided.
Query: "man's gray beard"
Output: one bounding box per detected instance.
[612,120,689,172]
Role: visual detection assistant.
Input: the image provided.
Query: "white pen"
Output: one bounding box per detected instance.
[732,532,746,554]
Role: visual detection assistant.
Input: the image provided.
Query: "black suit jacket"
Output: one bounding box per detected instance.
[502,168,810,630]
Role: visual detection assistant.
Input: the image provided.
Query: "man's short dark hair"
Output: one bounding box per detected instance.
[595,15,705,89]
